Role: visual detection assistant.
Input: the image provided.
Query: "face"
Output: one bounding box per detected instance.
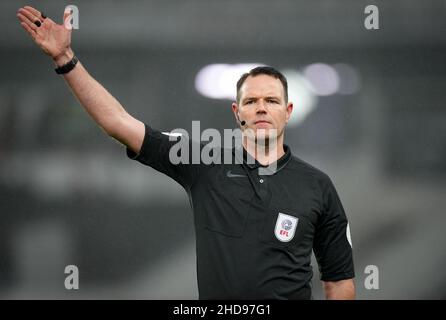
[232,74,293,144]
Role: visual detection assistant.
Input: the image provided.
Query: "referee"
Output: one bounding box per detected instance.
[17,6,355,299]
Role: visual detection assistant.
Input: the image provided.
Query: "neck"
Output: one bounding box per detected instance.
[242,135,285,166]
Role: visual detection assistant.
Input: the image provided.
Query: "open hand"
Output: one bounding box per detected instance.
[17,6,72,60]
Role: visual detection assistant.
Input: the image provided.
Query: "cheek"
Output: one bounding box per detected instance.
[273,111,287,124]
[242,109,254,119]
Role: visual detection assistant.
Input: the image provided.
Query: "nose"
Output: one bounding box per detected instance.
[256,100,267,113]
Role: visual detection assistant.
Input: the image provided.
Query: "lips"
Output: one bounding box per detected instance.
[254,120,271,125]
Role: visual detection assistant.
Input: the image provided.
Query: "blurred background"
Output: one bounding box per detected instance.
[1,0,446,299]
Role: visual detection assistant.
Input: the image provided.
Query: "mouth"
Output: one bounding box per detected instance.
[254,120,271,125]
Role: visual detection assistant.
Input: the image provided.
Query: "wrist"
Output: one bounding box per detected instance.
[53,48,74,67]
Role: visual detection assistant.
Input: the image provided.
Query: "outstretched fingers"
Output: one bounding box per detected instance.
[17,8,41,28]
[24,6,46,22]
[17,12,38,33]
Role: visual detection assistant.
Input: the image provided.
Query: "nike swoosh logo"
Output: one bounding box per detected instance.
[226,170,247,178]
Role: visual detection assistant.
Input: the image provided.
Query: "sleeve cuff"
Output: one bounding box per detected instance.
[320,271,355,282]
[125,123,150,161]
[126,147,140,160]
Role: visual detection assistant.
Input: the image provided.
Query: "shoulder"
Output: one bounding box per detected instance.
[285,154,338,201]
[287,155,331,183]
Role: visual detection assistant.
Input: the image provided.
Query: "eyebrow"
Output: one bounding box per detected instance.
[242,96,282,103]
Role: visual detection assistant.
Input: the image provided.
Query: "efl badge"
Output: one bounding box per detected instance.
[274,212,298,242]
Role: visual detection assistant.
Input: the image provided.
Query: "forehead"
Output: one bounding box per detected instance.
[239,74,284,99]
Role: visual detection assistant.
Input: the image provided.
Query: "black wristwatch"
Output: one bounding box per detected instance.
[54,55,79,75]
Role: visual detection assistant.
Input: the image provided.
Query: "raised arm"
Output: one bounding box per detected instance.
[16,6,145,154]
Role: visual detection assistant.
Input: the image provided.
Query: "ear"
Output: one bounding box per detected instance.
[232,102,240,122]
[285,102,293,123]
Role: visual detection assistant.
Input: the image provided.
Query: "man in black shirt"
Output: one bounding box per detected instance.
[18,5,355,299]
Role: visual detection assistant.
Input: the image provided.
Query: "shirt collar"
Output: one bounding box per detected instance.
[233,144,292,174]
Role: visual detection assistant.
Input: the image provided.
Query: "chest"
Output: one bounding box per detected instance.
[191,164,322,251]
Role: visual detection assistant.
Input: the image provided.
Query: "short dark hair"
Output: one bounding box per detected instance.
[236,66,288,103]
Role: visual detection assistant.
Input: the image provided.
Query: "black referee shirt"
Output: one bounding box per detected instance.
[127,124,355,299]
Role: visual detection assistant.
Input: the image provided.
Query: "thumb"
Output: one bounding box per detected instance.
[62,8,73,30]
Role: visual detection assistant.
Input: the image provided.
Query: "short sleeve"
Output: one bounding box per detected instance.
[313,175,355,282]
[126,124,202,190]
